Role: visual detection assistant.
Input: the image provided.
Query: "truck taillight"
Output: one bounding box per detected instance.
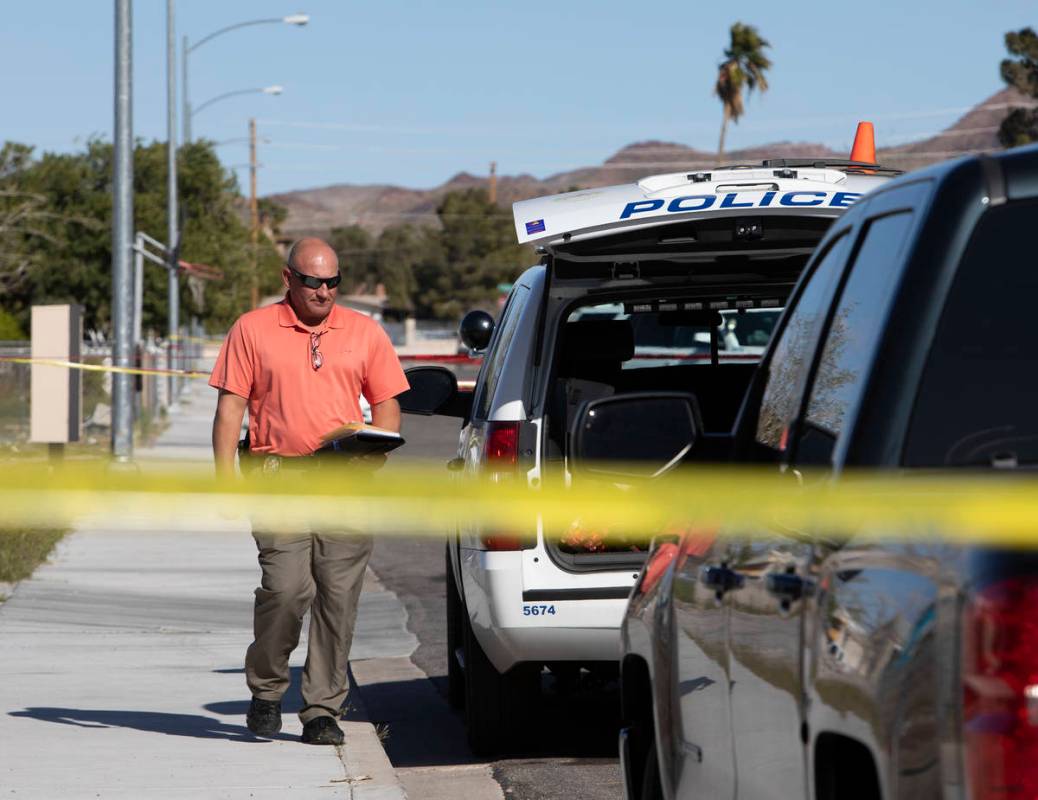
[963,576,1038,800]
[639,541,679,595]
[480,422,524,550]
[484,421,519,467]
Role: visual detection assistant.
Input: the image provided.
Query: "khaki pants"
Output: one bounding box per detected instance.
[245,528,373,723]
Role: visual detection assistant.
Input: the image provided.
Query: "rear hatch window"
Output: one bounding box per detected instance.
[546,300,783,564]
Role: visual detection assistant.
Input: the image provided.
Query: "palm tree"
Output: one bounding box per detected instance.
[715,22,772,164]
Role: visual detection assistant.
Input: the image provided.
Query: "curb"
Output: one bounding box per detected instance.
[344,662,408,799]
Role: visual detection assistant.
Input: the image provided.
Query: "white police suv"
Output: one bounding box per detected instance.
[399,156,895,755]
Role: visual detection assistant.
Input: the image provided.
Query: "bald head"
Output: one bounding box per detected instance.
[282,237,342,326]
[287,237,339,277]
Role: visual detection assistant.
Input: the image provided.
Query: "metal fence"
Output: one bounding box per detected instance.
[0,322,206,449]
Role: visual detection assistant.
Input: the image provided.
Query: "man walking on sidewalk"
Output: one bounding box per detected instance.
[209,237,409,745]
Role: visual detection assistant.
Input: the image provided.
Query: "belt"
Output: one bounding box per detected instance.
[240,451,324,476]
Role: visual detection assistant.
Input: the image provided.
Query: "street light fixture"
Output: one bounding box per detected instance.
[182,14,307,142]
[191,85,283,118]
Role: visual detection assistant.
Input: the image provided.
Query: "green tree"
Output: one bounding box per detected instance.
[428,189,529,319]
[714,22,772,164]
[0,138,285,334]
[999,28,1038,147]
[371,224,434,312]
[258,197,287,235]
[325,192,530,320]
[328,224,375,291]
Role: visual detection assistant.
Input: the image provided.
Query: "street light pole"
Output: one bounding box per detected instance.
[167,0,180,403]
[249,118,260,310]
[181,33,190,145]
[111,0,134,461]
[181,14,308,144]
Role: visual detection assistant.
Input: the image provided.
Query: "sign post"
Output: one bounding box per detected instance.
[30,305,83,458]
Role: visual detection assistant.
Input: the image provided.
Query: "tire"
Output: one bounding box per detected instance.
[462,610,540,756]
[639,739,663,800]
[445,544,465,710]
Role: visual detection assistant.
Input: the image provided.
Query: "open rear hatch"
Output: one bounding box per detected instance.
[517,169,888,572]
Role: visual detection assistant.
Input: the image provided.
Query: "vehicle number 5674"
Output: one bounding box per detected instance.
[522,604,556,616]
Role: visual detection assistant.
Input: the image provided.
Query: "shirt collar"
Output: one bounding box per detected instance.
[277,297,347,331]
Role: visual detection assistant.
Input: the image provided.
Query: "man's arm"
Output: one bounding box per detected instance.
[370,397,401,433]
[213,390,248,476]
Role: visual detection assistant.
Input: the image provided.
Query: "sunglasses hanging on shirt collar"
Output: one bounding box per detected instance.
[310,332,324,370]
[289,266,342,290]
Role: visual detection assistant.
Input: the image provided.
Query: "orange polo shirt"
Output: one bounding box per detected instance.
[209,299,409,456]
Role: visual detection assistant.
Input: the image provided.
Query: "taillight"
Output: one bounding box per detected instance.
[484,421,519,467]
[480,422,523,550]
[963,576,1038,800]
[640,541,679,595]
[482,534,525,551]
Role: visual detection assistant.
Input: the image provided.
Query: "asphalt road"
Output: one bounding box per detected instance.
[365,411,624,800]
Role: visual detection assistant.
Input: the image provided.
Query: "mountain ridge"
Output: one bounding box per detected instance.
[270,88,1034,237]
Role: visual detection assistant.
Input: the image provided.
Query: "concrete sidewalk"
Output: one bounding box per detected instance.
[0,380,414,799]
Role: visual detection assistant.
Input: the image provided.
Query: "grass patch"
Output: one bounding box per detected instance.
[0,528,66,583]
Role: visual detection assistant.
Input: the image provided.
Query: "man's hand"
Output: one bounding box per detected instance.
[213,390,248,478]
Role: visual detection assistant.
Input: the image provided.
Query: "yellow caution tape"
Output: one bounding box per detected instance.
[0,356,471,381]
[2,460,1038,548]
[0,356,210,380]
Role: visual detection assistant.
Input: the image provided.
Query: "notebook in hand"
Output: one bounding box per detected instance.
[318,422,405,457]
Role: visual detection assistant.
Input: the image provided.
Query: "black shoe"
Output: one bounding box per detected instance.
[301,716,344,745]
[246,697,282,737]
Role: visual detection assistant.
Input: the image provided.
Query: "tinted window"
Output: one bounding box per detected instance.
[755,233,853,450]
[570,303,782,369]
[799,211,915,461]
[474,286,529,419]
[904,201,1038,467]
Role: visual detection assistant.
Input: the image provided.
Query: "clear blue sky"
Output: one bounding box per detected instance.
[1,0,1033,194]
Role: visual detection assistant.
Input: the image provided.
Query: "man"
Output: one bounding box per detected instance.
[210,237,409,745]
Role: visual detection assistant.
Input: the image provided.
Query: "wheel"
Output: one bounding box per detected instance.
[445,544,465,709]
[462,609,540,756]
[639,739,663,800]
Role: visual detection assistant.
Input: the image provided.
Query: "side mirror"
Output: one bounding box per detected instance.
[398,366,473,419]
[459,310,495,352]
[571,392,702,480]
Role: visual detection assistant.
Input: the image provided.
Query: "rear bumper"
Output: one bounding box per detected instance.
[459,547,632,672]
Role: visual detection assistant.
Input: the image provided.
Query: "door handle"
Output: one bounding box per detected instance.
[765,572,814,601]
[700,564,743,593]
[446,457,465,472]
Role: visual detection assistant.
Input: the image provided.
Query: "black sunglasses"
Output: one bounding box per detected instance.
[289,266,342,290]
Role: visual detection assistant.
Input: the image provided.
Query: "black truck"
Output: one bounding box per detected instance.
[572,143,1038,800]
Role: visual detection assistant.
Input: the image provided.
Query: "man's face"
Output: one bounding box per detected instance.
[282,244,340,324]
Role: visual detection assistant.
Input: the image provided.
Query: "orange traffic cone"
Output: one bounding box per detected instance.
[850,121,876,164]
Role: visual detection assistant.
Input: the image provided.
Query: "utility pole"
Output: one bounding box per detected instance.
[111,0,134,461]
[167,0,180,403]
[488,161,497,205]
[249,117,260,309]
